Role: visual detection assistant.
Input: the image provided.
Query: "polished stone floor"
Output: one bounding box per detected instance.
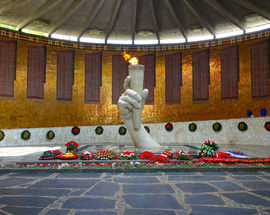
[0,170,270,215]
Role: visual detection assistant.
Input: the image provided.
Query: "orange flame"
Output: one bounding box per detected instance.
[122,52,138,65]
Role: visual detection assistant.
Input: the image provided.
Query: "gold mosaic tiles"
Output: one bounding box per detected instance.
[0,37,270,129]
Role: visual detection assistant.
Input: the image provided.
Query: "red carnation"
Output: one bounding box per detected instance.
[140,151,156,159]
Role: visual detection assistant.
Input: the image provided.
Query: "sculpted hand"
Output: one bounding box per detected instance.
[118,76,160,148]
[118,76,148,121]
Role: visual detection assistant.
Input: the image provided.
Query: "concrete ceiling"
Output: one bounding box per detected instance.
[0,0,270,45]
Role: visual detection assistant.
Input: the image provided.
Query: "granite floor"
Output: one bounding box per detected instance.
[0,170,270,215]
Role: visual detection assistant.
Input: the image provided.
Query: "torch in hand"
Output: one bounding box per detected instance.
[128,64,144,130]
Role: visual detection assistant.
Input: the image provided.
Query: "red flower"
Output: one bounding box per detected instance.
[140,151,156,159]
[266,123,270,130]
[149,156,170,164]
[65,141,79,147]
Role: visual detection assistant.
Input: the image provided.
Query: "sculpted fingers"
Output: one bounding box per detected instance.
[123,76,131,90]
[142,89,149,106]
[120,94,141,109]
[124,89,141,103]
[118,99,132,119]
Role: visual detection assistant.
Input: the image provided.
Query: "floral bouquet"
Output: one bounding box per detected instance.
[117,151,140,160]
[199,140,219,157]
[171,150,193,160]
[95,150,118,160]
[149,155,170,164]
[140,151,156,160]
[80,151,93,160]
[160,150,172,158]
[58,152,78,160]
[65,141,79,152]
[39,150,62,160]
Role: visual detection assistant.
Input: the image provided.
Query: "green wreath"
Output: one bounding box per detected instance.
[119,126,127,135]
[189,123,197,132]
[46,130,55,140]
[95,126,103,135]
[21,130,31,140]
[238,122,248,132]
[71,126,80,135]
[264,122,270,131]
[165,122,173,131]
[0,130,5,141]
[144,126,150,133]
[212,122,222,132]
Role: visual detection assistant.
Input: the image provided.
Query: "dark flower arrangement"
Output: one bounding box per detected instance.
[238,122,248,132]
[0,130,4,141]
[95,126,104,135]
[144,126,150,133]
[39,150,61,160]
[165,122,173,131]
[71,126,80,135]
[46,130,55,140]
[265,122,270,131]
[21,130,31,140]
[189,123,197,132]
[212,122,222,132]
[118,126,127,135]
[95,150,118,160]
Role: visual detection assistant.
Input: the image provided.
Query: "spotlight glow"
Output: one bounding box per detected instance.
[134,40,159,45]
[79,37,105,44]
[215,30,244,39]
[160,38,186,44]
[187,35,214,42]
[107,39,132,45]
[245,23,270,33]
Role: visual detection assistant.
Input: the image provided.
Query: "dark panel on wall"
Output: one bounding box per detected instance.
[0,40,16,97]
[112,54,128,104]
[221,45,239,100]
[56,50,74,101]
[27,46,46,99]
[85,52,102,104]
[192,49,210,101]
[251,39,270,98]
[139,53,156,104]
[165,52,182,104]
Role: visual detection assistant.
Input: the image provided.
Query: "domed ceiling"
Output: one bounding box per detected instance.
[0,0,270,45]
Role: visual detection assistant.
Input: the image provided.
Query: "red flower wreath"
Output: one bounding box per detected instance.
[140,151,156,159]
[149,156,170,164]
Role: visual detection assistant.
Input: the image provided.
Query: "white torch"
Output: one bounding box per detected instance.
[128,64,144,130]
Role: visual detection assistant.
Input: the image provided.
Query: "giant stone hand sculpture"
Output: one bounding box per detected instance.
[118,65,160,148]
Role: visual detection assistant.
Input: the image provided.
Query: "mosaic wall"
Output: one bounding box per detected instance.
[0,36,269,129]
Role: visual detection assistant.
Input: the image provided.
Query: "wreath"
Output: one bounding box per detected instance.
[144,126,150,133]
[0,130,5,141]
[189,123,197,132]
[46,130,55,140]
[238,122,248,132]
[212,122,222,132]
[265,122,270,131]
[71,126,80,135]
[95,126,103,135]
[165,122,173,131]
[118,126,126,135]
[21,130,31,140]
